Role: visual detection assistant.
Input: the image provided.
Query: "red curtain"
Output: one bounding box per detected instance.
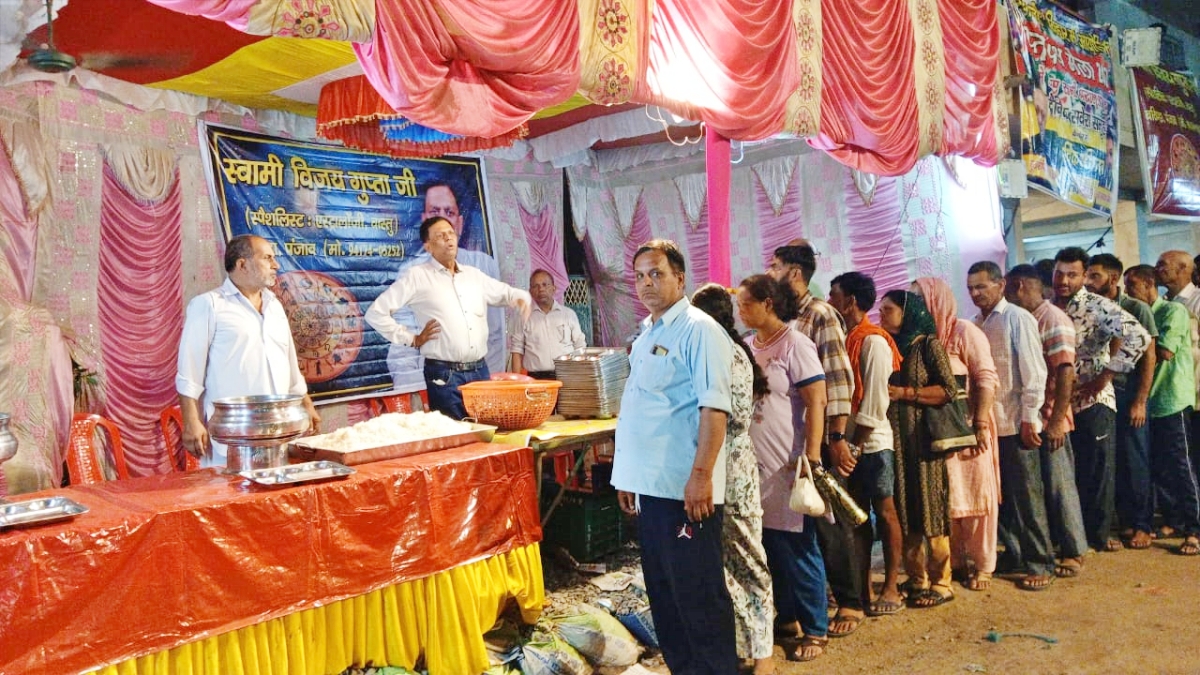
[636,0,797,140]
[98,164,184,476]
[937,0,1000,159]
[519,205,570,299]
[352,0,581,138]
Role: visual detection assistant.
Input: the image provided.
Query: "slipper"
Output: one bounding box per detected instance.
[965,572,992,591]
[1018,574,1055,591]
[827,613,863,638]
[868,598,905,616]
[1104,538,1124,552]
[1153,526,1179,540]
[1054,558,1083,578]
[908,589,954,609]
[898,579,928,599]
[786,635,828,662]
[1178,536,1200,556]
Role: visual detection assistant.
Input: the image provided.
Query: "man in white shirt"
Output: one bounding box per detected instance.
[967,261,1052,590]
[510,269,586,379]
[828,271,905,617]
[366,217,530,419]
[384,183,508,391]
[176,234,321,468]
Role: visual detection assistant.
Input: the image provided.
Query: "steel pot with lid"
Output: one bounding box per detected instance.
[208,395,310,473]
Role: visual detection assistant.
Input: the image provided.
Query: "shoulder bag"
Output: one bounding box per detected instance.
[925,374,976,453]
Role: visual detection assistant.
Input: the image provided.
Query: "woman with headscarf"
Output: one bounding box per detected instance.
[913,277,1000,592]
[737,274,829,662]
[878,290,958,608]
[692,283,776,675]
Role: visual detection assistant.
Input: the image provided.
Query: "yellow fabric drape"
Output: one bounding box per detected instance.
[86,543,544,675]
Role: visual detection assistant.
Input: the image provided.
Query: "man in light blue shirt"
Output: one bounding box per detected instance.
[613,239,736,674]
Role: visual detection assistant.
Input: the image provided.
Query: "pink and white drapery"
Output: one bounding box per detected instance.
[98,162,184,476]
[519,206,570,298]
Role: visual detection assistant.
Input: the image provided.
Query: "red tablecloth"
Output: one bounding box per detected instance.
[0,442,541,675]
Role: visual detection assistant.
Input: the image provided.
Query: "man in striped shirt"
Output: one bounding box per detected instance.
[1005,264,1089,578]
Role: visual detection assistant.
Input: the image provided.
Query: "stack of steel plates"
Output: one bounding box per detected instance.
[553,348,630,418]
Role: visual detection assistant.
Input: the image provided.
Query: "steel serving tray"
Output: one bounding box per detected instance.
[0,496,89,528]
[288,422,498,466]
[238,460,355,486]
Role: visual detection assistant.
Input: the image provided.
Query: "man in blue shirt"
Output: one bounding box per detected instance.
[613,239,737,674]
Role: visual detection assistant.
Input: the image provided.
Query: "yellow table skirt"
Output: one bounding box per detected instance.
[87,543,544,675]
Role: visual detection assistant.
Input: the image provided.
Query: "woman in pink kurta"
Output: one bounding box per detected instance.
[914,277,1000,591]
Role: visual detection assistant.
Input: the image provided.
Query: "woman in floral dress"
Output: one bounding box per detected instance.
[692,283,775,674]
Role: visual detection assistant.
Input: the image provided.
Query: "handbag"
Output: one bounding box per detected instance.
[925,374,976,453]
[789,455,827,516]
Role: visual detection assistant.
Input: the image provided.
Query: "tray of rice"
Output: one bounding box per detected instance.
[289,411,497,465]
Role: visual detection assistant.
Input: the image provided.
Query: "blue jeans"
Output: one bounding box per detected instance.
[637,495,737,675]
[1041,433,1088,559]
[1114,384,1153,533]
[762,525,828,638]
[1071,405,1117,550]
[422,360,489,420]
[997,435,1055,576]
[1151,408,1200,535]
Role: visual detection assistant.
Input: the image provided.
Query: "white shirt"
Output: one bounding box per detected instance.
[509,301,586,372]
[175,278,307,466]
[974,299,1047,436]
[848,334,895,454]
[1173,283,1200,395]
[365,257,530,364]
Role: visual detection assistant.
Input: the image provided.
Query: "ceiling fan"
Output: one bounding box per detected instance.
[23,0,189,74]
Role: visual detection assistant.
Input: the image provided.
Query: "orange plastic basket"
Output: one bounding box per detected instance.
[458,380,562,430]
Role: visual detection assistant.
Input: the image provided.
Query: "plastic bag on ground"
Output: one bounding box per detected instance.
[548,604,640,667]
[518,632,593,675]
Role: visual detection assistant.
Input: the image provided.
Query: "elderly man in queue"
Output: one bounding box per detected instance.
[613,239,738,674]
[365,216,530,420]
[176,234,321,467]
[509,269,586,379]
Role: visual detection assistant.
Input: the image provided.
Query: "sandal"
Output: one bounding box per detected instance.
[1054,558,1083,578]
[1126,530,1153,550]
[868,597,905,616]
[827,612,863,638]
[786,635,828,662]
[1018,574,1055,591]
[1178,536,1200,556]
[965,572,992,591]
[908,588,954,608]
[1153,525,1179,540]
[1104,537,1124,552]
[898,579,928,599]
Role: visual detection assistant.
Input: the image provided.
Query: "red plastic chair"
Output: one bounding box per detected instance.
[160,406,200,472]
[368,389,430,417]
[67,414,131,486]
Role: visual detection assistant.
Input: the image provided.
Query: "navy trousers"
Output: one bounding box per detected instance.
[1114,384,1153,533]
[638,495,738,675]
[422,361,488,420]
[762,525,829,638]
[1071,404,1117,550]
[1151,408,1200,535]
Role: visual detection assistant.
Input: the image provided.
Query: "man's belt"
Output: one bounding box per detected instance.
[424,358,486,372]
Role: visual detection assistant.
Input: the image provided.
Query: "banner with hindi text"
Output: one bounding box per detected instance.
[200,124,494,401]
[1009,0,1118,216]
[1130,66,1200,219]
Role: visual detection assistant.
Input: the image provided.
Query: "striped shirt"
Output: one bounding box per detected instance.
[974,299,1046,436]
[791,291,853,421]
[1032,300,1076,428]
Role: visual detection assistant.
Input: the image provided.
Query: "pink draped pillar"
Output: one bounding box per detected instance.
[706,132,731,286]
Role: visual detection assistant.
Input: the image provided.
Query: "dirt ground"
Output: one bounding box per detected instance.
[545,537,1200,675]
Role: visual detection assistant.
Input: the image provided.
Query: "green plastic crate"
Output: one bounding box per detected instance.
[541,484,625,562]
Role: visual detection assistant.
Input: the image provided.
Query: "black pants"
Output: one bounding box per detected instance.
[638,495,737,674]
[1152,408,1200,535]
[813,449,863,612]
[1071,405,1117,550]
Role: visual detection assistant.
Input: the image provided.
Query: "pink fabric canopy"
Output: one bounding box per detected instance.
[149,0,1004,175]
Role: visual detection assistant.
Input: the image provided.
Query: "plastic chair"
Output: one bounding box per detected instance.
[368,389,430,417]
[160,406,200,472]
[67,413,131,485]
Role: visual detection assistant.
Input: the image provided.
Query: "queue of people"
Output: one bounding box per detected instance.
[610,240,1200,674]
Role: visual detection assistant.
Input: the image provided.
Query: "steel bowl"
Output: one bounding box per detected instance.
[0,413,17,465]
[208,395,311,447]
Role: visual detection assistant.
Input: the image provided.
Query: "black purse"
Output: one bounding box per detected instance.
[925,374,975,453]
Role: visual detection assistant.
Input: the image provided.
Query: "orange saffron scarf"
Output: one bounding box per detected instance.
[845,317,903,411]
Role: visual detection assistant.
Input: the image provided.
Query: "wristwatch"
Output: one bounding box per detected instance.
[829,432,846,442]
